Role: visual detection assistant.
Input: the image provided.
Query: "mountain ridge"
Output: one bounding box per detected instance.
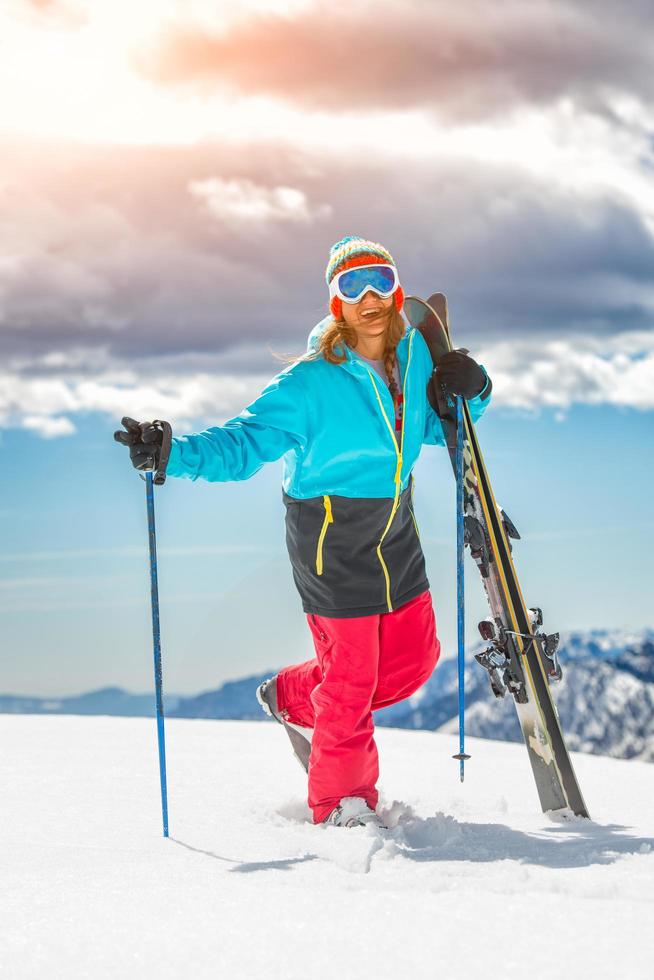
[3,628,652,762]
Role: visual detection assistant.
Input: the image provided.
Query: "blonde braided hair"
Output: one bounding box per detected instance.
[383,346,400,400]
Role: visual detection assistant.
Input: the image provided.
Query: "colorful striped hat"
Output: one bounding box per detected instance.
[325,236,404,319]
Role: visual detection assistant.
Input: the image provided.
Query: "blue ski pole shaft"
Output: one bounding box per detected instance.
[453,396,470,780]
[145,472,169,837]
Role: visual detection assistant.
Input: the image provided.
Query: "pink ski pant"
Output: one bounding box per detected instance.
[276,589,440,823]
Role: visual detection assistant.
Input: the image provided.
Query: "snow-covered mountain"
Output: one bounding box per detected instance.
[0,687,181,716]
[3,629,653,763]
[435,648,654,762]
[172,675,271,720]
[171,628,654,762]
[377,629,654,762]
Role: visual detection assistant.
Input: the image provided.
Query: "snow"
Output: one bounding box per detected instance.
[2,715,654,979]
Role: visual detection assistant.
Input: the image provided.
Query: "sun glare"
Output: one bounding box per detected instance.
[1,0,650,233]
[0,0,315,143]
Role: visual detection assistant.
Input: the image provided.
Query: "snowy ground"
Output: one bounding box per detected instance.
[2,716,653,980]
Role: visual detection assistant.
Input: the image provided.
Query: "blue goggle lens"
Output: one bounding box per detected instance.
[337,265,397,300]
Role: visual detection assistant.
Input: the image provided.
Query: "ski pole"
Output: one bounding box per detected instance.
[453,396,470,780]
[145,470,169,837]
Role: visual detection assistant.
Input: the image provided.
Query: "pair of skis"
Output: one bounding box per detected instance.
[405,294,589,819]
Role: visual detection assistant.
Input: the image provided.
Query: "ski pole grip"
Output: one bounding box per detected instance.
[153,421,173,486]
[432,371,455,422]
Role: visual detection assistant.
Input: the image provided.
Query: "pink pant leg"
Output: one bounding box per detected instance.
[373,590,440,709]
[276,591,440,825]
[306,612,381,824]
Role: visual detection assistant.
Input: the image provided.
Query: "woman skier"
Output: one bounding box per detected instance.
[115,236,492,828]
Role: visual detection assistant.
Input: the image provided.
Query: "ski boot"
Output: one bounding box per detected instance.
[256,676,313,773]
[323,797,382,829]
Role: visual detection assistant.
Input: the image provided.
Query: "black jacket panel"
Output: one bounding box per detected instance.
[283,477,429,618]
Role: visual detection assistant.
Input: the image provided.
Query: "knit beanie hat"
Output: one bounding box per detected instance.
[325,236,405,319]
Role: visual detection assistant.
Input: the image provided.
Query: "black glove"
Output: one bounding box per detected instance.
[428,350,489,410]
[114,417,172,484]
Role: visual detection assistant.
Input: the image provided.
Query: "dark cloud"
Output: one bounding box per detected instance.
[0,137,334,364]
[138,0,654,118]
[1,134,653,381]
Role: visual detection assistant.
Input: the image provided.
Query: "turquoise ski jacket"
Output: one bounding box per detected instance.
[167,315,491,617]
[168,316,489,497]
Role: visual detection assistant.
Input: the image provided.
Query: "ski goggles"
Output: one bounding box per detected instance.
[328,263,400,304]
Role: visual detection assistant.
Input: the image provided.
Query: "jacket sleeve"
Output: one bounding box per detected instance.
[423,403,447,446]
[467,368,492,424]
[166,368,308,483]
[423,367,492,445]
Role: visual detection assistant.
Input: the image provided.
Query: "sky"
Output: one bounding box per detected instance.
[0,0,653,696]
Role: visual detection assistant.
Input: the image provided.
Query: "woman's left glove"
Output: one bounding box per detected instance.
[433,350,488,400]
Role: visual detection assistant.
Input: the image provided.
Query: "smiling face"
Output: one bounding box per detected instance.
[340,289,395,354]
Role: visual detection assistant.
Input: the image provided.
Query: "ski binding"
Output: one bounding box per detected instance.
[476,618,528,703]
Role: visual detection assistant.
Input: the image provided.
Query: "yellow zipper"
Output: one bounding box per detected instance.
[315,494,333,575]
[366,332,415,611]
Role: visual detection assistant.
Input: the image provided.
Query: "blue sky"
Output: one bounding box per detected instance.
[1,400,652,696]
[1,0,653,695]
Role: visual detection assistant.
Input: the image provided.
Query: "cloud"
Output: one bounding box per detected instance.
[0,358,276,435]
[478,329,654,412]
[21,414,76,437]
[2,328,652,439]
[0,138,339,363]
[1,119,653,438]
[140,1,654,119]
[2,135,653,369]
[189,177,332,224]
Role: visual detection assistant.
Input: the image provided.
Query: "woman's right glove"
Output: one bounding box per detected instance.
[114,417,173,484]
[427,350,492,416]
[435,350,487,400]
